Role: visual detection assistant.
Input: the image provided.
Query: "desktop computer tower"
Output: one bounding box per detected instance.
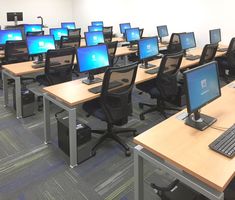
[13,86,35,118]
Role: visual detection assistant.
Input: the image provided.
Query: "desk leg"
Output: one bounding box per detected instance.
[124,55,128,65]
[15,77,22,119]
[43,95,51,144]
[134,146,144,200]
[2,70,9,107]
[68,108,78,168]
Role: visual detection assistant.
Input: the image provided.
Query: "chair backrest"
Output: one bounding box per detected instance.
[44,47,75,85]
[4,40,29,64]
[26,31,44,36]
[103,26,113,33]
[68,28,81,37]
[156,52,184,99]
[167,33,182,54]
[139,28,144,38]
[100,62,138,125]
[226,37,235,67]
[103,27,113,43]
[106,41,118,67]
[199,43,218,65]
[60,35,81,48]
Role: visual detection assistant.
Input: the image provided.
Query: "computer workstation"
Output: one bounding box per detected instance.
[88,25,103,32]
[209,28,228,52]
[0,29,23,48]
[49,28,68,46]
[61,22,76,30]
[24,24,42,36]
[125,27,140,50]
[157,25,169,44]
[91,21,103,26]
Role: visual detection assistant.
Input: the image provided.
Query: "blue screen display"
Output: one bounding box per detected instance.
[125,28,140,42]
[24,24,42,34]
[50,28,68,41]
[180,32,196,50]
[210,29,221,44]
[119,23,131,34]
[77,45,109,73]
[139,37,159,60]
[91,21,103,26]
[157,25,168,38]
[0,29,22,45]
[85,31,104,46]
[88,25,103,32]
[184,61,221,113]
[61,22,76,29]
[26,35,55,55]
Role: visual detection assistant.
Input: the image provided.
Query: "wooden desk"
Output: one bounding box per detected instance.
[133,83,235,200]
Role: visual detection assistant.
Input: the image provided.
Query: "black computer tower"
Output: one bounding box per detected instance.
[13,86,35,118]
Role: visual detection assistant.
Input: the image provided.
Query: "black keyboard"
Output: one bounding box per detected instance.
[209,124,235,158]
[145,67,160,74]
[185,55,201,60]
[88,81,123,94]
[217,48,228,52]
[32,61,61,69]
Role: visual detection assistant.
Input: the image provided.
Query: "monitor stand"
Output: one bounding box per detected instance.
[185,110,217,131]
[82,73,102,85]
[139,61,156,69]
[33,54,44,64]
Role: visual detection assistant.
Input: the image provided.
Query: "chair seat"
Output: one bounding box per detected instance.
[136,80,160,98]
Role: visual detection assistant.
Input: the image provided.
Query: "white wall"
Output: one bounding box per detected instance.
[72,0,235,47]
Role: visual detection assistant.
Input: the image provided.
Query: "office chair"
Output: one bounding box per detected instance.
[68,28,81,37]
[103,26,113,43]
[82,62,138,156]
[199,43,218,65]
[106,41,118,67]
[166,33,183,54]
[60,35,81,49]
[136,52,184,120]
[26,31,44,36]
[139,28,144,38]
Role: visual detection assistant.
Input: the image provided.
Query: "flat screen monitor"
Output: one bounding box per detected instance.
[84,31,104,46]
[24,24,42,34]
[61,22,76,30]
[180,32,196,50]
[76,44,110,84]
[157,25,169,38]
[91,21,103,26]
[138,37,159,68]
[184,61,221,130]
[50,28,68,41]
[209,29,221,44]
[26,35,55,56]
[119,23,131,34]
[88,25,103,32]
[7,12,23,21]
[125,28,140,43]
[0,29,22,45]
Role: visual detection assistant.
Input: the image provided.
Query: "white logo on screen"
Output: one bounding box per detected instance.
[7,34,13,38]
[92,54,96,61]
[147,44,151,50]
[39,41,45,47]
[58,32,62,36]
[131,32,135,36]
[93,36,97,41]
[201,79,207,89]
[32,28,36,31]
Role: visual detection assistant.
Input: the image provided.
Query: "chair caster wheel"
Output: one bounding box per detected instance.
[125,150,131,157]
[140,114,145,120]
[139,103,144,109]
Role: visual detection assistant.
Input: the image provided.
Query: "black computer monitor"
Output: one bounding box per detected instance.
[209,29,221,44]
[91,21,103,26]
[119,23,131,34]
[76,44,110,84]
[61,22,76,30]
[84,31,104,46]
[157,25,168,43]
[49,28,68,41]
[24,24,42,34]
[0,29,22,46]
[7,12,23,22]
[184,61,221,131]
[138,37,159,68]
[88,25,103,32]
[125,28,140,44]
[180,32,196,51]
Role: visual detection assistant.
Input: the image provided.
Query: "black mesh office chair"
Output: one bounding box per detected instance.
[26,31,44,36]
[106,41,118,67]
[83,62,138,156]
[103,26,113,43]
[198,43,218,65]
[136,52,184,120]
[166,33,183,54]
[68,28,81,37]
[60,35,81,49]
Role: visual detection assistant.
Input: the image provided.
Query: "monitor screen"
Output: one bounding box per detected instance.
[50,28,68,41]
[24,24,42,34]
[157,25,169,38]
[180,32,196,50]
[26,35,55,55]
[61,22,76,30]
[7,12,23,21]
[209,29,221,44]
[85,31,104,46]
[138,37,159,60]
[76,44,109,73]
[125,28,140,42]
[91,21,103,26]
[119,23,131,34]
[0,29,22,45]
[88,25,103,32]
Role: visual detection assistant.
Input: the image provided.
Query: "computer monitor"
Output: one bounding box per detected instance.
[76,44,110,84]
[26,35,55,60]
[138,37,159,68]
[24,24,42,34]
[88,25,103,32]
[84,31,104,46]
[184,61,221,131]
[119,23,131,34]
[91,21,103,26]
[157,25,169,43]
[50,28,68,41]
[179,32,196,51]
[125,28,140,46]
[61,22,76,30]
[7,12,23,22]
[0,29,22,46]
[209,29,221,44]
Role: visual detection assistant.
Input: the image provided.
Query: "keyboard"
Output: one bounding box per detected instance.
[88,81,123,94]
[145,67,160,74]
[217,48,228,52]
[32,61,61,69]
[185,55,201,61]
[209,124,235,158]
